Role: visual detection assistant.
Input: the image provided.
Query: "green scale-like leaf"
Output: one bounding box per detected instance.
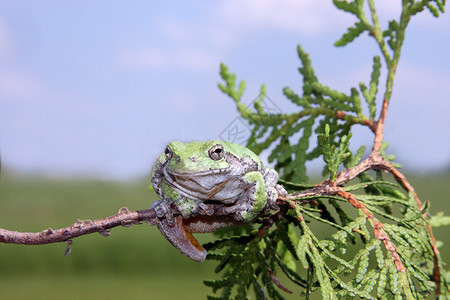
[335,21,368,47]
[210,0,449,298]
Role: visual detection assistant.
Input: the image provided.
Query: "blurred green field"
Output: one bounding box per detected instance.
[0,173,449,299]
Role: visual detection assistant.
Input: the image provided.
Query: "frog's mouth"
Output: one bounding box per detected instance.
[163,166,245,203]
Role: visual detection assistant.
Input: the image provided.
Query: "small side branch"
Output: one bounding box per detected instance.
[281,162,407,273]
[336,188,406,273]
[383,161,441,292]
[0,207,157,245]
[372,98,389,153]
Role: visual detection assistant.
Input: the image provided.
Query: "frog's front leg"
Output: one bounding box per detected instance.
[263,168,286,211]
[237,171,268,222]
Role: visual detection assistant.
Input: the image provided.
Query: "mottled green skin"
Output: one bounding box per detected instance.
[151,140,278,222]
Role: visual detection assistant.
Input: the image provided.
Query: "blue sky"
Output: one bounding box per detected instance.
[0,0,449,179]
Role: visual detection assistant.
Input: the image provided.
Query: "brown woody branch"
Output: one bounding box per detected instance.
[336,188,406,272]
[0,207,158,245]
[372,98,389,153]
[279,155,407,273]
[368,97,439,287]
[389,162,441,292]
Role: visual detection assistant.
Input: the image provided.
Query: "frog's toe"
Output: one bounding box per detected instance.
[198,202,214,216]
[221,204,245,219]
[150,200,164,217]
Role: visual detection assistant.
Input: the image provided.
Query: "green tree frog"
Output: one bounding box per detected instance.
[150,140,285,262]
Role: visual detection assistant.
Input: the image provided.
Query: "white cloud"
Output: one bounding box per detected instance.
[311,55,450,170]
[114,1,353,73]
[116,45,219,71]
[384,62,450,169]
[372,0,449,29]
[157,16,193,44]
[392,62,450,123]
[216,0,450,38]
[373,0,402,20]
[0,69,43,100]
[117,46,169,69]
[215,0,352,36]
[116,12,222,72]
[0,18,15,61]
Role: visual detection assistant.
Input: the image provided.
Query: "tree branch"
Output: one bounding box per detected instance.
[384,161,441,293]
[372,97,389,153]
[336,188,406,272]
[0,207,157,245]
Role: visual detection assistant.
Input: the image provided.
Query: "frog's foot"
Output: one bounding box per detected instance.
[150,199,175,226]
[157,215,207,262]
[198,202,214,216]
[225,203,262,222]
[219,203,245,219]
[263,184,285,213]
[276,184,288,198]
[266,186,279,212]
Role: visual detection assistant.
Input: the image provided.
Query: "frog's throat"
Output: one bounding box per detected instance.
[162,167,241,202]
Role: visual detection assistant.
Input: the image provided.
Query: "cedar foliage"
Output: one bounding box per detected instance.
[204,1,449,299]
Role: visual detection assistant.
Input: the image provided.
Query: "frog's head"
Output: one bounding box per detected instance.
[164,140,231,174]
[159,140,259,202]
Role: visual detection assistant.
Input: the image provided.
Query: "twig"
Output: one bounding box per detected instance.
[372,98,389,153]
[383,161,441,293]
[280,159,407,273]
[336,188,406,272]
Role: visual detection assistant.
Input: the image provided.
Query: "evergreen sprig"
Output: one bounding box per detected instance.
[208,0,448,299]
[318,124,351,181]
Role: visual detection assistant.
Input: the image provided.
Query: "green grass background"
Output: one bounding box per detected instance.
[0,173,448,299]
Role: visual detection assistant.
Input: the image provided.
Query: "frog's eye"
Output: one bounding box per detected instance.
[209,144,224,161]
[165,146,173,160]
